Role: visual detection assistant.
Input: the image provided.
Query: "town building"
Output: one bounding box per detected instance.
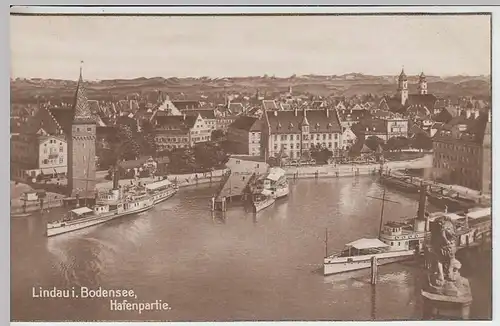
[183,109,218,132]
[10,101,72,182]
[226,116,263,156]
[379,69,439,115]
[152,112,211,151]
[432,108,491,193]
[352,109,409,142]
[341,127,357,150]
[11,131,68,182]
[262,107,342,160]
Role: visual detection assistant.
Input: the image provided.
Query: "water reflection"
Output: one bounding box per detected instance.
[11,178,491,321]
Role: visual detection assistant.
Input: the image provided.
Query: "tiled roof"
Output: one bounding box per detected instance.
[48,107,75,134]
[262,100,278,111]
[228,102,245,114]
[72,69,94,124]
[229,116,262,132]
[407,94,438,110]
[265,109,341,134]
[407,104,432,120]
[171,100,201,111]
[183,109,216,119]
[352,118,386,135]
[338,109,370,122]
[154,113,198,130]
[433,111,489,144]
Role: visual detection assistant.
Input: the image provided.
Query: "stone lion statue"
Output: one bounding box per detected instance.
[429,216,457,284]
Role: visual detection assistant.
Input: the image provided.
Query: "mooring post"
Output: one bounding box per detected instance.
[371,256,378,285]
[211,196,215,211]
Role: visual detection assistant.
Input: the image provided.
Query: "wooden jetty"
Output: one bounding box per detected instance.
[212,170,257,211]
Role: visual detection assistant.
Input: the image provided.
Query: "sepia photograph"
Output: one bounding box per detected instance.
[9,7,492,322]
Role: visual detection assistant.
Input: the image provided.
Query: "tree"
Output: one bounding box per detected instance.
[194,141,229,170]
[310,144,333,164]
[141,120,158,156]
[104,123,142,177]
[210,129,225,142]
[365,136,385,151]
[385,136,410,151]
[412,133,433,150]
[169,147,197,173]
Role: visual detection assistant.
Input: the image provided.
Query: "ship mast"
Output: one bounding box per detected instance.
[367,186,400,237]
[325,228,329,258]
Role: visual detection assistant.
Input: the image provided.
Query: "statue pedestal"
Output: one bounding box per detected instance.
[421,279,473,320]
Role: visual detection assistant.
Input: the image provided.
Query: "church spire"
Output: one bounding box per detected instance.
[300,106,309,126]
[398,66,407,81]
[73,61,94,123]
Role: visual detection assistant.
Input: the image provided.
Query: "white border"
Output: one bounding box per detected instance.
[8,5,497,326]
[9,5,498,14]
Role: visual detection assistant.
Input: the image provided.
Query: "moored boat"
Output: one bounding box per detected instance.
[252,190,275,213]
[323,238,415,275]
[144,179,178,205]
[47,188,154,237]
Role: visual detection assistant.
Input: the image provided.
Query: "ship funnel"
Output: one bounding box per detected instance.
[417,182,428,220]
[112,165,119,190]
[413,182,429,233]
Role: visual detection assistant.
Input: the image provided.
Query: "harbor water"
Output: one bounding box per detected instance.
[11,177,492,321]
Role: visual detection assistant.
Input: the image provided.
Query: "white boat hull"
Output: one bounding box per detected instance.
[253,198,275,213]
[151,188,177,205]
[323,250,416,276]
[274,186,289,199]
[47,202,154,237]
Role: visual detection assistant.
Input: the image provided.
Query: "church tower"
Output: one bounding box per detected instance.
[397,68,409,105]
[418,71,428,95]
[67,62,97,198]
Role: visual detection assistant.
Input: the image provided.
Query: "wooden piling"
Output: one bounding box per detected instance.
[371,256,378,285]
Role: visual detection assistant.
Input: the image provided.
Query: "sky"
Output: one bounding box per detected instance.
[10,14,491,80]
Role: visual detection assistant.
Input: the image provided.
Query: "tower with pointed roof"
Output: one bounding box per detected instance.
[299,107,310,156]
[67,62,97,198]
[418,71,428,95]
[397,68,409,105]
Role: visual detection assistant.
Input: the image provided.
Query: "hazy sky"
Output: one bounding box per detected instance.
[10,14,491,80]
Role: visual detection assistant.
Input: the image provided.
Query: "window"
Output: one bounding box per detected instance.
[43,159,48,164]
[43,148,47,154]
[87,127,92,131]
[59,157,63,164]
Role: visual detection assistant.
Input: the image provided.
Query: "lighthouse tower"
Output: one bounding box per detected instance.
[67,62,97,198]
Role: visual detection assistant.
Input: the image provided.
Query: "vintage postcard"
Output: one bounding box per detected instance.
[9,6,492,323]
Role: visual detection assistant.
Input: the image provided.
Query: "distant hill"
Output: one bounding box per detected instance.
[10,74,491,104]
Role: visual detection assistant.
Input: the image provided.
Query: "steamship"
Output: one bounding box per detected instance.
[323,185,430,276]
[46,172,154,237]
[144,178,178,205]
[323,185,492,275]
